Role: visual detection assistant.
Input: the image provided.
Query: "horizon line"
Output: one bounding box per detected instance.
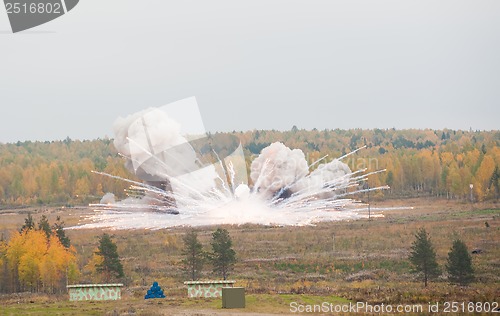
[1,127,498,145]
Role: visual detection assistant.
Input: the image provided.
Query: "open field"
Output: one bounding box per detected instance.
[1,198,499,315]
[0,293,352,315]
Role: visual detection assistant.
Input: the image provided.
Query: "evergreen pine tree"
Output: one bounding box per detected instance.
[96,234,124,282]
[210,228,236,280]
[52,216,71,248]
[38,215,51,239]
[181,230,205,281]
[409,228,441,287]
[446,239,474,285]
[20,213,35,232]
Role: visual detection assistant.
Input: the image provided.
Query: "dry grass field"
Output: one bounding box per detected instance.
[1,198,499,315]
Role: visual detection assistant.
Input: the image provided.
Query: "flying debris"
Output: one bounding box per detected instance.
[77,97,388,230]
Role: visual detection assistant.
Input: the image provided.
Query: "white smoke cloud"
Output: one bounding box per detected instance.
[111,104,218,205]
[113,108,188,178]
[234,183,250,200]
[100,192,116,204]
[250,142,309,198]
[294,159,351,197]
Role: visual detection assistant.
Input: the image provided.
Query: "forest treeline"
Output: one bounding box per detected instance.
[0,138,133,206]
[0,128,499,206]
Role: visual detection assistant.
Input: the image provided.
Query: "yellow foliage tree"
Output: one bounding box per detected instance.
[0,238,5,267]
[5,231,26,292]
[40,235,79,293]
[5,228,80,293]
[83,250,104,283]
[0,238,6,290]
[74,177,91,198]
[474,155,496,201]
[18,230,47,291]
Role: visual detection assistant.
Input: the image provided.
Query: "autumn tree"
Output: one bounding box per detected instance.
[95,234,124,282]
[474,155,496,201]
[209,228,236,280]
[490,166,500,200]
[409,228,441,287]
[446,239,474,286]
[40,235,79,293]
[17,230,47,291]
[182,230,205,281]
[5,231,26,292]
[0,236,7,292]
[84,251,104,283]
[4,217,79,294]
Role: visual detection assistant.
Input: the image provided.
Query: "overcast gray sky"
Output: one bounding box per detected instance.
[0,0,499,143]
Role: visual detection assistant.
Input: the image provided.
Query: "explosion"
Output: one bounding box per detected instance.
[76,97,388,229]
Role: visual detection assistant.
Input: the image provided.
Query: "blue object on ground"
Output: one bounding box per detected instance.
[144,281,166,299]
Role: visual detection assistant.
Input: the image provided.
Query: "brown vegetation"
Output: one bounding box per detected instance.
[0,128,499,314]
[0,199,498,315]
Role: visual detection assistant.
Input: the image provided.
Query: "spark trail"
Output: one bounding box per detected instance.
[72,98,389,230]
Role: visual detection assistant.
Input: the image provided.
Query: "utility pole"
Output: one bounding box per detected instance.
[367,184,371,220]
[332,233,335,253]
[363,181,371,220]
[469,184,474,209]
